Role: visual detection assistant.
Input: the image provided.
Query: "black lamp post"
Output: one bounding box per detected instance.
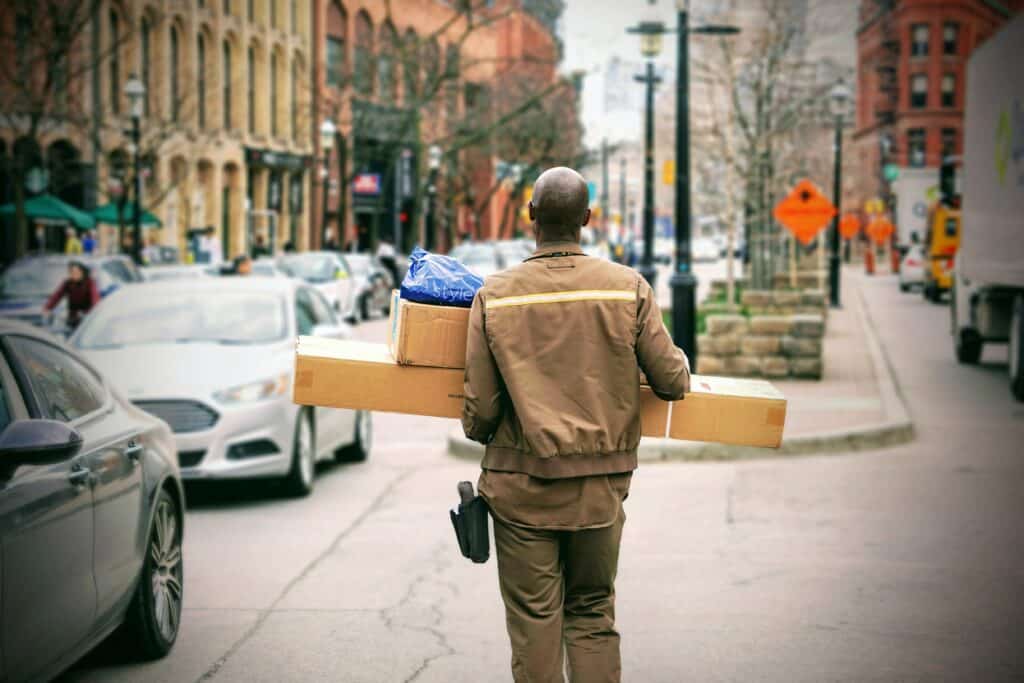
[320,118,336,249]
[425,145,441,251]
[124,74,145,265]
[828,81,851,307]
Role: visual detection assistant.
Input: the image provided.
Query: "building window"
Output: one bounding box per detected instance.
[941,74,955,107]
[910,74,927,108]
[943,22,958,55]
[291,59,298,141]
[423,38,440,96]
[248,46,256,133]
[15,13,29,81]
[223,0,232,14]
[354,11,374,95]
[941,128,957,159]
[223,41,232,129]
[170,26,180,121]
[379,22,397,102]
[248,0,254,20]
[908,128,926,167]
[291,0,297,33]
[198,35,207,127]
[270,52,279,136]
[109,10,121,115]
[445,44,460,121]
[140,18,151,116]
[326,2,347,89]
[270,0,277,27]
[911,23,929,57]
[403,29,419,102]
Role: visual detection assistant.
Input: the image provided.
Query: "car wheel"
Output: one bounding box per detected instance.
[360,294,371,321]
[122,488,183,659]
[283,409,316,496]
[1010,295,1024,401]
[337,410,371,463]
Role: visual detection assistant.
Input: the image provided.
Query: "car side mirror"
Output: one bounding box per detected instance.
[0,420,83,465]
[311,323,350,340]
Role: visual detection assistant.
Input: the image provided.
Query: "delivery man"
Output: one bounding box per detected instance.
[462,167,690,682]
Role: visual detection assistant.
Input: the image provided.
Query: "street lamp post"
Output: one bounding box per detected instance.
[828,81,851,308]
[627,10,664,289]
[320,119,336,250]
[669,2,739,367]
[425,145,442,252]
[124,74,145,265]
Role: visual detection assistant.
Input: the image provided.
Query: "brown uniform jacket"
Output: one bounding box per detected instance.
[462,241,691,485]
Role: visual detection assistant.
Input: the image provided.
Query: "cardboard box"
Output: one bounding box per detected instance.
[294,337,786,447]
[387,291,471,369]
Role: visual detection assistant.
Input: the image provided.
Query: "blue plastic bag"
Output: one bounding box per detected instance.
[400,247,484,308]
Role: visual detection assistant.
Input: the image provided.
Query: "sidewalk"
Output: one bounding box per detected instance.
[448,265,914,461]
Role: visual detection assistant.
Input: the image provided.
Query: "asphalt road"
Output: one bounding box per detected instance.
[62,266,1024,682]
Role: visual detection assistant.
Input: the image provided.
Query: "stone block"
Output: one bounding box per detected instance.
[741,335,781,355]
[706,314,748,335]
[749,315,792,335]
[714,334,742,356]
[697,354,725,375]
[790,357,824,379]
[724,356,761,377]
[740,290,772,307]
[801,289,827,307]
[791,314,825,338]
[773,290,802,307]
[780,336,822,357]
[760,356,790,378]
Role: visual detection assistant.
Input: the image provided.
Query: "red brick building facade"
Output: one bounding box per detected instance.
[852,0,1022,206]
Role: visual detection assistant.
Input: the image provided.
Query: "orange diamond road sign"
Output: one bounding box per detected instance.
[773,179,837,245]
[839,213,861,240]
[867,216,894,244]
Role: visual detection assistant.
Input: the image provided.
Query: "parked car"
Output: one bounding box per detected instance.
[899,244,926,292]
[0,319,184,681]
[71,278,369,497]
[0,254,142,331]
[141,264,214,282]
[692,237,720,263]
[344,253,393,321]
[277,251,357,320]
[450,242,503,278]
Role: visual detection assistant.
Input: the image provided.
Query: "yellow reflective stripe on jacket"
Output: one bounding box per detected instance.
[488,289,635,309]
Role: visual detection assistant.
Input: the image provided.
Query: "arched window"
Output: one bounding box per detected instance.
[402,29,418,103]
[422,38,439,98]
[326,1,347,89]
[170,26,180,121]
[141,18,151,116]
[291,59,298,141]
[354,11,373,95]
[198,34,207,127]
[290,0,297,33]
[222,40,232,129]
[444,44,460,121]
[378,22,397,103]
[109,10,121,114]
[270,51,279,136]
[247,46,256,132]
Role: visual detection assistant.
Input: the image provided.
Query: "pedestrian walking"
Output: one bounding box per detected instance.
[64,227,83,255]
[462,167,690,683]
[82,230,96,254]
[43,260,100,331]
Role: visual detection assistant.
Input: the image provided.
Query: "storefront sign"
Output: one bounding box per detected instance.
[353,173,382,196]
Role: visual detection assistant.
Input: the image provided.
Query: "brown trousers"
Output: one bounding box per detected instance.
[493,510,625,683]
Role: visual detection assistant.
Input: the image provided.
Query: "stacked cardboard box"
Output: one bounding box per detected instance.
[293,294,787,448]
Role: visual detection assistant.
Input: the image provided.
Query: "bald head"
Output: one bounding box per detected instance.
[529,167,591,242]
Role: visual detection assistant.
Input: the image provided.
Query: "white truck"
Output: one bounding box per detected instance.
[892,167,938,246]
[951,13,1024,400]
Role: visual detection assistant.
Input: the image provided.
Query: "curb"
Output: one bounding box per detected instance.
[447,270,914,462]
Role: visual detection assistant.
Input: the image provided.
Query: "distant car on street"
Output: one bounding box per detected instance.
[344,253,393,321]
[899,244,926,292]
[277,251,357,320]
[0,319,184,681]
[450,242,502,278]
[141,264,214,282]
[71,277,369,497]
[692,237,720,263]
[0,253,142,332]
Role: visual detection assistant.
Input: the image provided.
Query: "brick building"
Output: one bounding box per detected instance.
[852,0,1022,207]
[311,0,570,253]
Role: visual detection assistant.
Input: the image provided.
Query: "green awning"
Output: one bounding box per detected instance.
[92,202,162,227]
[0,193,96,230]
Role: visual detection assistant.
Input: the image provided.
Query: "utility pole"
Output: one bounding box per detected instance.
[634,62,660,288]
[828,82,851,307]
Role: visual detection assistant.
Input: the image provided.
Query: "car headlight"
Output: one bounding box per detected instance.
[214,373,290,404]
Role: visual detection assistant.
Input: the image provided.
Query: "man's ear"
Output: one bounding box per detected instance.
[528,201,536,222]
[582,208,591,226]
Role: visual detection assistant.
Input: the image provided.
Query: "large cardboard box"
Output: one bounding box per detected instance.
[294,337,786,447]
[387,291,471,369]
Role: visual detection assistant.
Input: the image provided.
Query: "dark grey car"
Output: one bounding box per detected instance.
[0,320,184,682]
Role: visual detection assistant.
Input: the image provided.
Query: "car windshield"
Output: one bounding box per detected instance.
[279,255,337,283]
[75,290,288,348]
[0,262,69,299]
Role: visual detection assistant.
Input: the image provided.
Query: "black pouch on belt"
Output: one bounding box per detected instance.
[450,481,490,564]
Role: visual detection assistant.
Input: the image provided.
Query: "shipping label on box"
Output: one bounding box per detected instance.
[388,291,471,369]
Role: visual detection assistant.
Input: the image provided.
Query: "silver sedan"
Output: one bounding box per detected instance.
[71,277,370,497]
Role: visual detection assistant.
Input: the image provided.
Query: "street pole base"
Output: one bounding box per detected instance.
[669,271,698,366]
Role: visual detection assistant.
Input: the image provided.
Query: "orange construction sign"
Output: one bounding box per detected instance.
[773,179,837,245]
[839,213,861,240]
[867,216,895,244]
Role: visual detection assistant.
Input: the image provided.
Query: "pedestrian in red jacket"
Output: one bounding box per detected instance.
[44,261,100,330]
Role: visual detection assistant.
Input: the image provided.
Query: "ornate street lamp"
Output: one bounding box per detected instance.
[320,119,336,249]
[425,144,442,251]
[828,80,852,307]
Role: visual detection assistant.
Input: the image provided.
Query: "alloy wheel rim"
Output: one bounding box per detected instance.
[299,417,314,486]
[150,498,182,643]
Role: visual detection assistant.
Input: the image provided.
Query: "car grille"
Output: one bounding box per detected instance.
[178,450,206,468]
[134,400,219,433]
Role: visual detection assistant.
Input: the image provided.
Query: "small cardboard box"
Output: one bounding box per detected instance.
[388,291,471,369]
[294,337,786,447]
